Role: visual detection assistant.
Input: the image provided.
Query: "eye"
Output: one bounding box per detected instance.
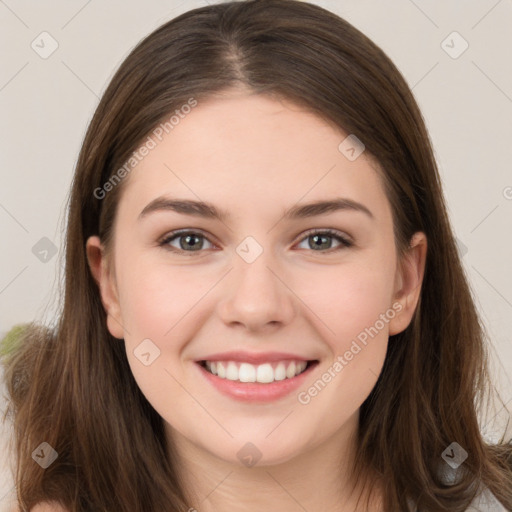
[159,230,215,254]
[159,228,352,255]
[295,229,353,253]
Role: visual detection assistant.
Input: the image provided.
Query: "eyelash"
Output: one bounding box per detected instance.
[158,228,353,256]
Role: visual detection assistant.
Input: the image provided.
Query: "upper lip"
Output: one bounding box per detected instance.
[196,351,317,365]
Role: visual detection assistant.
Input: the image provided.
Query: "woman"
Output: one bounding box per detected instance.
[2,1,511,510]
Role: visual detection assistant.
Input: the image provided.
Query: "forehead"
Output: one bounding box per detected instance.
[117,92,390,224]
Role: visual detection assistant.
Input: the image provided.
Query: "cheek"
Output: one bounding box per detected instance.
[297,258,396,347]
[294,266,393,430]
[115,255,209,341]
[114,258,201,412]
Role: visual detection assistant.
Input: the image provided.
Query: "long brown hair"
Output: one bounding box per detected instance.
[2,1,511,510]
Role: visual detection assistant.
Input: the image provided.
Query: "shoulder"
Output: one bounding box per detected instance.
[29,502,70,512]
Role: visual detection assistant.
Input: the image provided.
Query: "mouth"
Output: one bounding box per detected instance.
[195,359,320,402]
[198,359,316,383]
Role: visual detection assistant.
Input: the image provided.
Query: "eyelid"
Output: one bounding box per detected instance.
[159,227,353,255]
[297,227,353,246]
[158,228,218,251]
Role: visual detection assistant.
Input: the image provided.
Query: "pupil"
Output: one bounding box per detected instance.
[311,234,330,250]
[182,234,201,250]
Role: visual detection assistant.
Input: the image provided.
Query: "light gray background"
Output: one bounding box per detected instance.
[1,0,511,509]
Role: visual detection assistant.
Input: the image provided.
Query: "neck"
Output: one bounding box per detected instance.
[165,413,384,512]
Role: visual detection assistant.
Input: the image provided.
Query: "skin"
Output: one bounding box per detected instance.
[87,89,427,512]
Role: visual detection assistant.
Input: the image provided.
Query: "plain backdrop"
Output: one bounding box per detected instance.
[1,0,511,508]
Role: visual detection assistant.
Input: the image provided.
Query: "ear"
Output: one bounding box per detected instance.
[388,232,427,336]
[85,236,124,339]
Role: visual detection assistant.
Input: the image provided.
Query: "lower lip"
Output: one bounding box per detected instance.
[195,361,319,403]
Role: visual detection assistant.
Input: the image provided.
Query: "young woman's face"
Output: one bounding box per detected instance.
[88,90,425,468]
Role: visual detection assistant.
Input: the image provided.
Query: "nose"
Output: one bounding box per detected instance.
[217,250,297,333]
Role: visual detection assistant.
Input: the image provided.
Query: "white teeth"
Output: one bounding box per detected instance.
[203,360,309,383]
[239,363,256,382]
[286,361,296,379]
[256,363,274,383]
[216,362,226,378]
[274,362,287,381]
[226,362,238,381]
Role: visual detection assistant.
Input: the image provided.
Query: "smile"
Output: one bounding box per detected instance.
[201,359,310,383]
[195,359,319,402]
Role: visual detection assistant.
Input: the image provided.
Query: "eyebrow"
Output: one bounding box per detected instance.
[138,196,374,221]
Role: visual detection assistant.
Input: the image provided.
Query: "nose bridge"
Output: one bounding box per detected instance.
[217,237,296,329]
[235,245,276,294]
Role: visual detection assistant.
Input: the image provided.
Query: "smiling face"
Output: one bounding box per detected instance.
[87,89,426,471]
